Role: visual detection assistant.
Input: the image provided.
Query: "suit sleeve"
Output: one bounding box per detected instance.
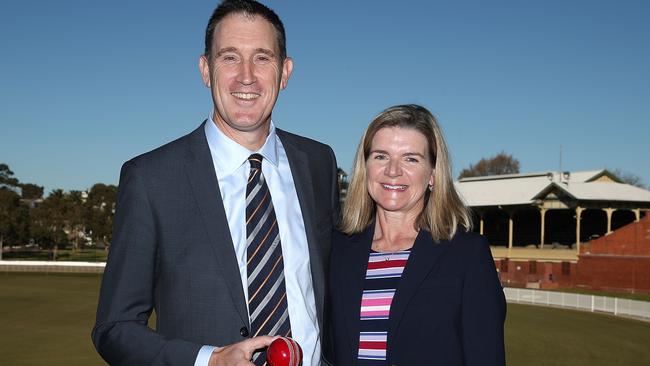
[320,146,340,366]
[461,236,507,366]
[327,146,341,226]
[91,160,202,365]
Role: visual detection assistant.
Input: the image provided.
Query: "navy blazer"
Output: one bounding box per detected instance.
[92,122,340,365]
[329,223,506,366]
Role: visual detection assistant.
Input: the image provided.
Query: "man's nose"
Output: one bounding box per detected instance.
[237,60,256,85]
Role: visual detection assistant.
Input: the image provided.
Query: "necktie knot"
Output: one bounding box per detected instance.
[248,153,263,171]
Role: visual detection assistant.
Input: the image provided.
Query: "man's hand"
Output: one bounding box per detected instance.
[208,336,277,366]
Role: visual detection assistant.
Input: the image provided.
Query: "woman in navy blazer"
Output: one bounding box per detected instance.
[329,105,506,366]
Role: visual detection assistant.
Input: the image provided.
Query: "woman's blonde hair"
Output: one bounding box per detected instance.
[340,104,472,241]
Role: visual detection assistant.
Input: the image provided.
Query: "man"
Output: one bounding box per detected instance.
[91,1,339,365]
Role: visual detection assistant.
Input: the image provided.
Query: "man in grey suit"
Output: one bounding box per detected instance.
[92,1,339,365]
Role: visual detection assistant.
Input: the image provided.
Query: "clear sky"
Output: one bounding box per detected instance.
[1,0,648,194]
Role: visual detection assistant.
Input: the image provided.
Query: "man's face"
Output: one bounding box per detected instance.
[199,14,293,137]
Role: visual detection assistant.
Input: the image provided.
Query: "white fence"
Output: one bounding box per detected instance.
[0,260,105,273]
[504,287,650,321]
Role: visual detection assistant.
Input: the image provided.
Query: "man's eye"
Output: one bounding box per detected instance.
[256,55,271,62]
[222,55,237,62]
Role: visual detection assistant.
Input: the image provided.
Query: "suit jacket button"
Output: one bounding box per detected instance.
[240,326,249,337]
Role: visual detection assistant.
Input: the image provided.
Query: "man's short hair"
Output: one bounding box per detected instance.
[204,0,287,60]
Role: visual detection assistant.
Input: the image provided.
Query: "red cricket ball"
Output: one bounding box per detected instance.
[266,337,303,366]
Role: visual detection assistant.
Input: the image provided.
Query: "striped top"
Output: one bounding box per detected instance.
[357,249,411,365]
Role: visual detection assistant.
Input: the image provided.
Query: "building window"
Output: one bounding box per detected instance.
[529,261,537,274]
[500,259,508,273]
[562,261,571,276]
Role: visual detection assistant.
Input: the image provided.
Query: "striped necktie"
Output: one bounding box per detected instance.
[246,153,292,364]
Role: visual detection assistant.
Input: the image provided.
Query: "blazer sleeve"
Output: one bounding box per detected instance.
[461,236,507,366]
[91,159,201,365]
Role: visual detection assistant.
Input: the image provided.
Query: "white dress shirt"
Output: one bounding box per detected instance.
[195,116,320,366]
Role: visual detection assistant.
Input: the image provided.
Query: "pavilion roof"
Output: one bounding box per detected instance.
[455,169,650,207]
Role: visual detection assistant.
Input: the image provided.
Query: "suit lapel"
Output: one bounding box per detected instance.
[388,230,450,355]
[183,122,249,327]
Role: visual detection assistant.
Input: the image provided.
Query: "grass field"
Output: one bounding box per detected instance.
[1,273,649,365]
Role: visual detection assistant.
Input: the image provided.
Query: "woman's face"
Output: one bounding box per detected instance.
[366,127,434,217]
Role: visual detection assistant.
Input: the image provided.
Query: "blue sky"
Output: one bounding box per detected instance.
[1,0,648,194]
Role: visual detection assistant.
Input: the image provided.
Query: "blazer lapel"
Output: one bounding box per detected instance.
[183,122,249,327]
[387,230,450,355]
[341,224,375,361]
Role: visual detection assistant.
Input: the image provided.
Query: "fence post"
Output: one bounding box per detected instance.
[591,295,594,312]
[614,298,618,316]
[546,291,550,306]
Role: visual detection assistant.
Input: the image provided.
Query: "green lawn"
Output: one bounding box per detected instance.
[0,272,649,365]
[506,303,650,365]
[0,272,105,365]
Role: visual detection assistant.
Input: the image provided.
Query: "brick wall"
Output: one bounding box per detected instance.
[494,216,650,294]
[495,259,576,289]
[576,215,650,293]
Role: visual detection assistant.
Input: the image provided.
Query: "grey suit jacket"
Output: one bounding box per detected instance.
[92,122,340,365]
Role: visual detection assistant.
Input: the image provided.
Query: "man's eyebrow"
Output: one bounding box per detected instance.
[215,47,276,58]
[215,47,237,57]
[255,48,275,57]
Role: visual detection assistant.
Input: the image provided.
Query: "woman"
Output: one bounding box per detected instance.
[329,105,506,366]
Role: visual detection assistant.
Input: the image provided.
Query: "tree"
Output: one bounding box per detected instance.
[20,183,44,200]
[85,184,117,247]
[0,163,19,188]
[31,189,73,249]
[613,169,646,189]
[458,151,520,179]
[0,164,29,259]
[0,188,19,259]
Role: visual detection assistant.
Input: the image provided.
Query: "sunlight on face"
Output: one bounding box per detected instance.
[366,127,434,217]
[199,14,293,137]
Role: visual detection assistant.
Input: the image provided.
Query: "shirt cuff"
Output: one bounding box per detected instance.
[194,345,217,366]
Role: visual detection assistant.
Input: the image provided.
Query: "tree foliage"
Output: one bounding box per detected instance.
[0,188,30,250]
[30,189,74,248]
[1,165,30,255]
[0,163,118,250]
[613,169,646,189]
[0,163,19,188]
[85,183,117,246]
[20,183,44,200]
[458,151,520,179]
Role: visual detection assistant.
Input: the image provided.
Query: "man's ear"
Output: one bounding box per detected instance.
[199,55,211,88]
[280,56,294,90]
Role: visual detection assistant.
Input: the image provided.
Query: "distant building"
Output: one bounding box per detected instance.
[337,168,349,206]
[455,170,650,293]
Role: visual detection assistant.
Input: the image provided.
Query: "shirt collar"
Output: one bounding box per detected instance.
[204,112,279,176]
